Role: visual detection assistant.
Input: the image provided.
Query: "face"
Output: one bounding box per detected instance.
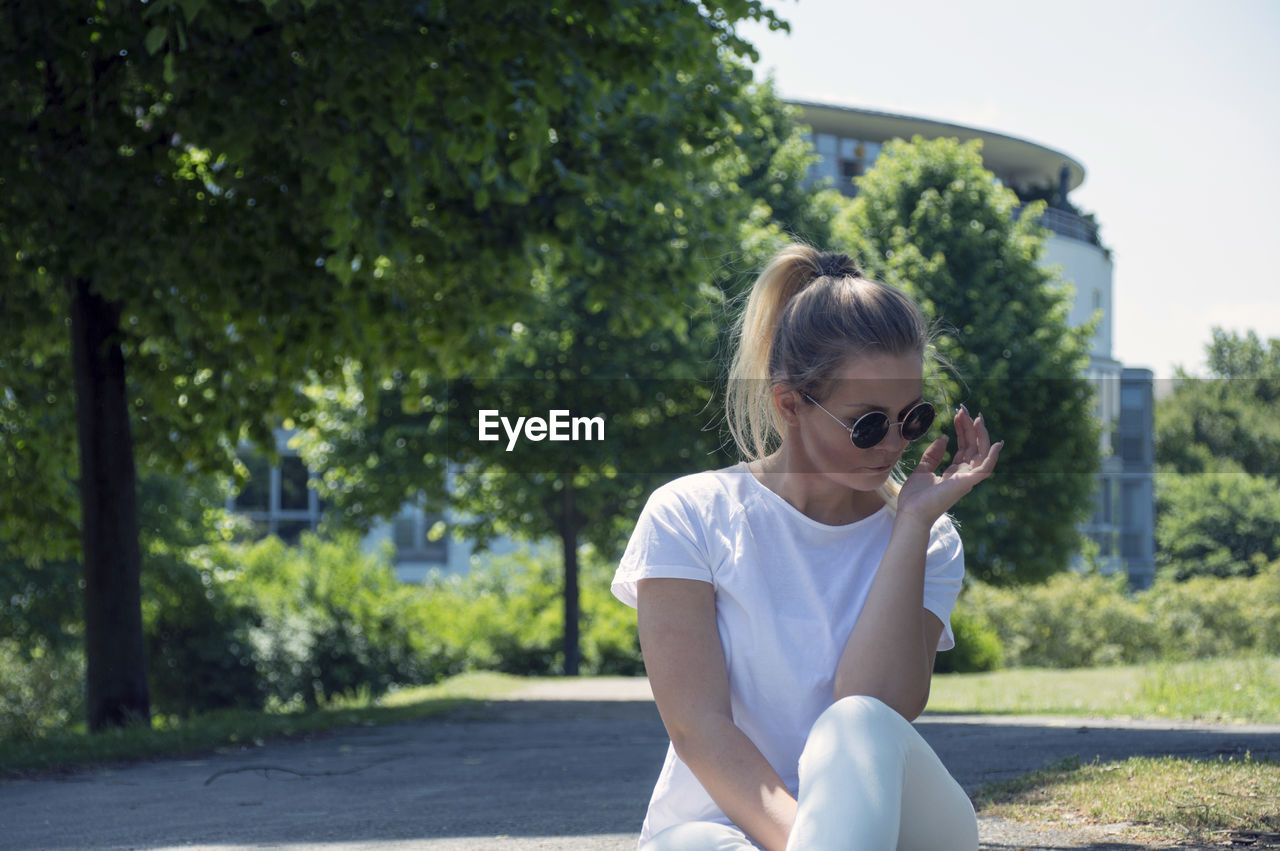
[785,352,927,489]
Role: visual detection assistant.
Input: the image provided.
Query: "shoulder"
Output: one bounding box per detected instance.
[613,465,750,607]
[641,463,753,523]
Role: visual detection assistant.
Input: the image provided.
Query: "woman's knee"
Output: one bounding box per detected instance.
[811,694,907,739]
[799,694,916,778]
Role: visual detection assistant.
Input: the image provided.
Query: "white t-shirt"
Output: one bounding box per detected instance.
[611,462,965,843]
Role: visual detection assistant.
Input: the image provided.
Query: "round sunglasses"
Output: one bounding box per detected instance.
[802,393,936,449]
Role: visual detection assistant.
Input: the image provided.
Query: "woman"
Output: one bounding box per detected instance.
[611,244,1003,850]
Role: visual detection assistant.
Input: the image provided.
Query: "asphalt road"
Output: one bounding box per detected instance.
[3,678,1278,851]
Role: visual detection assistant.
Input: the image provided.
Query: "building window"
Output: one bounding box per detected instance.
[279,456,310,511]
[391,505,449,564]
[229,450,323,543]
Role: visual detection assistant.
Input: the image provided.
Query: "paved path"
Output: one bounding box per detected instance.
[3,678,1278,851]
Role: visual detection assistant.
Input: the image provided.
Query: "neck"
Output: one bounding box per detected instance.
[750,444,886,525]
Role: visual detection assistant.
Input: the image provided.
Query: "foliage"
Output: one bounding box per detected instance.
[0,0,783,725]
[1156,329,1280,479]
[1154,461,1280,580]
[0,552,81,656]
[155,537,642,716]
[0,640,84,741]
[143,555,263,716]
[962,572,1157,668]
[1144,571,1280,660]
[1154,329,1280,579]
[294,79,837,551]
[959,562,1280,668]
[835,137,1100,584]
[934,607,1004,674]
[216,534,445,709]
[417,547,645,677]
[292,79,837,673]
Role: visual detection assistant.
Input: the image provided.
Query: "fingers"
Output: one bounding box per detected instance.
[952,404,971,452]
[972,412,993,458]
[950,404,1002,479]
[974,439,1005,477]
[952,405,976,466]
[914,434,950,475]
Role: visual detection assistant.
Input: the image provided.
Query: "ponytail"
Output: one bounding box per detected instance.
[726,245,827,461]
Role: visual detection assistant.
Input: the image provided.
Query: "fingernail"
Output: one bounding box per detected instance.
[958,403,969,416]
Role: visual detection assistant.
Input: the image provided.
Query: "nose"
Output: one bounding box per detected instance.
[878,422,908,452]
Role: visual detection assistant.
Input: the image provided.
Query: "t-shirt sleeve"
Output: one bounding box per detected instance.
[611,482,714,609]
[923,514,966,651]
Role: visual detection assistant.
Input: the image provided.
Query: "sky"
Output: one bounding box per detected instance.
[739,0,1280,378]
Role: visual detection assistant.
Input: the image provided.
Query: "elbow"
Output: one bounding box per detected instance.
[665,711,733,765]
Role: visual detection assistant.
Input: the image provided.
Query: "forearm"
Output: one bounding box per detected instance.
[672,714,796,851]
[832,512,934,717]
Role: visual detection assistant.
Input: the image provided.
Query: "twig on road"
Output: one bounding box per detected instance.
[204,755,405,786]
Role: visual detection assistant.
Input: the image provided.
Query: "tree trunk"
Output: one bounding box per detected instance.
[70,277,151,731]
[561,481,579,676]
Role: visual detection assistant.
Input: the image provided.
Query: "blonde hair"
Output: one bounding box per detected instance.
[725,243,933,503]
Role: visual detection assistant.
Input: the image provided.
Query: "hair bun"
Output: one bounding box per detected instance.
[814,251,861,280]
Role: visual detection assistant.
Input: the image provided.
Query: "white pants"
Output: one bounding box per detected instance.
[642,695,978,851]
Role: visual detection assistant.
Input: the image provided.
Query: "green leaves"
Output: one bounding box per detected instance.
[144,25,167,55]
[1154,329,1280,579]
[837,136,1100,583]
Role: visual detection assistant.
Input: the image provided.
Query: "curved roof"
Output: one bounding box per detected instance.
[790,101,1086,193]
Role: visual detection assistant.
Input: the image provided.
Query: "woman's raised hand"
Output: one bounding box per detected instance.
[895,406,1003,525]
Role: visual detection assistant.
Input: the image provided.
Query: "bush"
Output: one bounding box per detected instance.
[962,572,1159,668]
[417,546,644,677]
[1155,463,1280,580]
[143,555,263,716]
[958,562,1280,669]
[214,533,440,708]
[1145,561,1280,660]
[0,639,83,740]
[935,607,1004,673]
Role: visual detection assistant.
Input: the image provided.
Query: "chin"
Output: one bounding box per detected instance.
[830,468,893,491]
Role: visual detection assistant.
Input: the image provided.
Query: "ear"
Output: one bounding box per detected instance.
[772,385,804,426]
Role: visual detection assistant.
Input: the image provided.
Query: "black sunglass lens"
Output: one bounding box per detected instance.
[901,404,935,441]
[850,412,890,449]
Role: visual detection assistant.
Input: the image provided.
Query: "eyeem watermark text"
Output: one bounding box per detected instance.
[477,409,605,451]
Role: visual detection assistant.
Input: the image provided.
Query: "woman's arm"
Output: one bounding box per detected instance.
[831,513,944,719]
[638,577,796,851]
[833,407,1002,719]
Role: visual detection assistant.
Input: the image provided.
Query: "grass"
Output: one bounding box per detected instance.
[0,671,525,779]
[976,754,1280,845]
[928,656,1280,724]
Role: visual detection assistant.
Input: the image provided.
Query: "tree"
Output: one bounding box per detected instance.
[296,79,837,674]
[0,0,780,728]
[1154,329,1280,579]
[835,136,1100,584]
[1154,459,1280,580]
[1156,329,1280,480]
